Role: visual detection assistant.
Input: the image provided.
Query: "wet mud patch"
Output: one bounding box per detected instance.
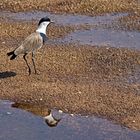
[0,100,140,140]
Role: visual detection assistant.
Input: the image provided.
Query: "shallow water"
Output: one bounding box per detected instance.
[63,28,140,49]
[1,10,140,49]
[0,10,127,25]
[0,11,140,139]
[0,11,140,49]
[0,100,140,140]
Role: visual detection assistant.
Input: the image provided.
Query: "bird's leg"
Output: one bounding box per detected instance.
[32,52,37,74]
[23,53,31,75]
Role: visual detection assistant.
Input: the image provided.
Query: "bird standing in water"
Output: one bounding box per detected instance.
[7,16,53,75]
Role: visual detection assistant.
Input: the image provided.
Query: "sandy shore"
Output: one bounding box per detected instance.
[0,43,140,130]
[0,0,140,130]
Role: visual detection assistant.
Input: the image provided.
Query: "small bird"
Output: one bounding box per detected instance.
[7,16,53,75]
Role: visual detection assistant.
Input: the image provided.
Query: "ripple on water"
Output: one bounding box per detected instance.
[0,100,140,140]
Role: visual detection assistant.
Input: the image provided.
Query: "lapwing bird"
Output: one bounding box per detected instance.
[7,16,53,75]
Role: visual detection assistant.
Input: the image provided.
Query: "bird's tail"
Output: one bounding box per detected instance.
[7,51,17,60]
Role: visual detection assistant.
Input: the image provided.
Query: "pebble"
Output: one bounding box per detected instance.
[6,112,12,115]
[58,110,63,113]
[70,114,74,117]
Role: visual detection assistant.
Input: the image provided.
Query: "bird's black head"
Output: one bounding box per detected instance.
[38,16,51,26]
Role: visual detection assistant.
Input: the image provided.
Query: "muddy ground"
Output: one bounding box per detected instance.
[0,0,140,131]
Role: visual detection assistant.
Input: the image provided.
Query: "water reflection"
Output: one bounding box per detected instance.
[12,103,61,127]
[0,100,140,140]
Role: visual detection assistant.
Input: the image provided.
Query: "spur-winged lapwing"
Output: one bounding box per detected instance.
[7,16,53,75]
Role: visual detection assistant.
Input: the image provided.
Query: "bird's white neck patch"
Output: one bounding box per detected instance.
[36,22,50,35]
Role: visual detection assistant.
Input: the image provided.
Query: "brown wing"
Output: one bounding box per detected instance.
[15,32,43,55]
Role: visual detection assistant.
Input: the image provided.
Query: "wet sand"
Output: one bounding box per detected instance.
[0,43,140,130]
[0,0,140,131]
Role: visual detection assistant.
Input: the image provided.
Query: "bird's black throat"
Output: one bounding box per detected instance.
[40,33,48,44]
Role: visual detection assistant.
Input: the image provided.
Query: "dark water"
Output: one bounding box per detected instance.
[0,100,140,140]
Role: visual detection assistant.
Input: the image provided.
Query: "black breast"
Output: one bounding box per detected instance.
[40,33,48,44]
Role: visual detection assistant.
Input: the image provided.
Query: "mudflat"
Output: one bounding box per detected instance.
[0,0,140,131]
